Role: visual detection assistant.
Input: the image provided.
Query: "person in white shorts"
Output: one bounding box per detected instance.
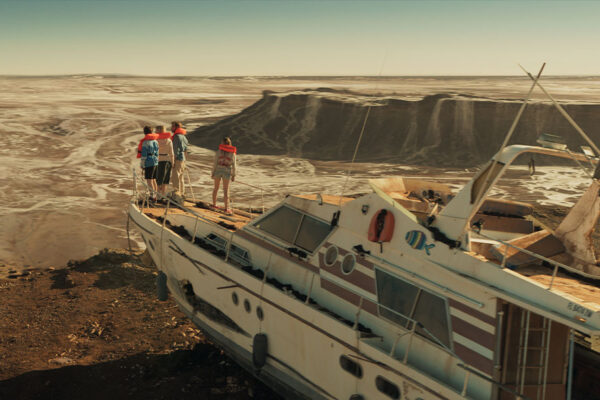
[211,137,237,214]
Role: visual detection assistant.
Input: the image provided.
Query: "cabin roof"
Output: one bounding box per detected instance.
[518,265,600,311]
[294,193,355,206]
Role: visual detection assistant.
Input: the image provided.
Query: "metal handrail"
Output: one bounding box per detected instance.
[472,229,600,286]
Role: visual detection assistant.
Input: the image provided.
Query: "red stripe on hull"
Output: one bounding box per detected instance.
[236,230,319,274]
[320,278,378,315]
[451,316,495,351]
[453,342,494,377]
[448,298,496,326]
[318,254,376,294]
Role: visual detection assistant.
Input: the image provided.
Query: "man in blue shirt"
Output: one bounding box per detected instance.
[140,126,159,201]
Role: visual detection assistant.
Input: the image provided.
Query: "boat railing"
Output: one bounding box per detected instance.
[132,169,530,399]
[471,229,599,288]
[133,168,242,229]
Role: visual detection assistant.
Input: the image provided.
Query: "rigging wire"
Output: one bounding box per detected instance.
[337,51,389,208]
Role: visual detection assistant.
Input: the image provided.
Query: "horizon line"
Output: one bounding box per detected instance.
[2,73,600,79]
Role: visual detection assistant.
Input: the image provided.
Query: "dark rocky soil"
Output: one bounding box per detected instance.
[0,249,281,400]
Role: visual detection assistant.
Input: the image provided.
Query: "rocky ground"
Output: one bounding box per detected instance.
[0,249,280,400]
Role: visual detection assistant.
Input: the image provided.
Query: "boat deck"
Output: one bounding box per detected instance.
[517,265,600,311]
[141,200,256,231]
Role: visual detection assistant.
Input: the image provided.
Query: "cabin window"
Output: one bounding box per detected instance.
[375,376,400,399]
[206,234,252,267]
[375,269,451,348]
[324,246,338,266]
[412,289,450,348]
[254,205,332,252]
[295,214,332,252]
[341,254,356,275]
[206,233,227,250]
[339,355,362,378]
[254,206,303,243]
[230,244,251,267]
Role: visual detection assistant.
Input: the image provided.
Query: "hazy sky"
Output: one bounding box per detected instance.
[1,0,599,76]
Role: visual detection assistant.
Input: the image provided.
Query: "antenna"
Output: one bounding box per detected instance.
[472,62,545,205]
[519,64,600,157]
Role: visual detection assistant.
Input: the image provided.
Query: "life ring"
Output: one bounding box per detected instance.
[368,209,395,242]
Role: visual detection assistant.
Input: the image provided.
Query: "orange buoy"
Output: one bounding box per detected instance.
[368,209,395,242]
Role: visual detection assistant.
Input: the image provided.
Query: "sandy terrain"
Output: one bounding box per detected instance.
[2,76,599,271]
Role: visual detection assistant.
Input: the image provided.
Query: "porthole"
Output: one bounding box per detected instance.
[231,292,239,305]
[256,306,264,320]
[375,376,400,399]
[325,246,338,266]
[243,299,251,313]
[340,355,362,378]
[341,253,356,275]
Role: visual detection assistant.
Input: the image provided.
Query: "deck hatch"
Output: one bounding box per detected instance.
[375,269,451,348]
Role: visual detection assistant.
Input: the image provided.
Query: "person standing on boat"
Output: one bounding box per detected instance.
[170,121,188,196]
[138,126,159,201]
[155,125,174,200]
[211,137,237,213]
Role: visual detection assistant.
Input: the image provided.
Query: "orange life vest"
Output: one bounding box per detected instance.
[136,133,159,158]
[219,143,237,153]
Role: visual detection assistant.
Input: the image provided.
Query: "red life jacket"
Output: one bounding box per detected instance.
[172,127,186,136]
[157,131,172,140]
[219,143,237,153]
[136,133,159,158]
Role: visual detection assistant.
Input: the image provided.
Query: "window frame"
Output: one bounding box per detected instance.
[339,355,363,378]
[374,267,453,351]
[206,233,252,267]
[251,204,335,254]
[375,376,400,399]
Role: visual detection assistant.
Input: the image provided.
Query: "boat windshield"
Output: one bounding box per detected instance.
[254,205,332,252]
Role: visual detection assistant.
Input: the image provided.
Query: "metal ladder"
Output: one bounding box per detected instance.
[515,310,552,400]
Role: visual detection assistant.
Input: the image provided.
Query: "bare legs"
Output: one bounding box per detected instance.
[159,184,167,196]
[222,179,230,211]
[146,178,157,199]
[212,177,231,211]
[212,177,220,206]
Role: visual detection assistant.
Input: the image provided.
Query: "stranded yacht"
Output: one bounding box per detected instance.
[129,72,600,400]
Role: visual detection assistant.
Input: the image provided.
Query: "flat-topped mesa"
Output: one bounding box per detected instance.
[190,90,600,168]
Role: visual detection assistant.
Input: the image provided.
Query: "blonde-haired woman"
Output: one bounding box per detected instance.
[211,137,236,213]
